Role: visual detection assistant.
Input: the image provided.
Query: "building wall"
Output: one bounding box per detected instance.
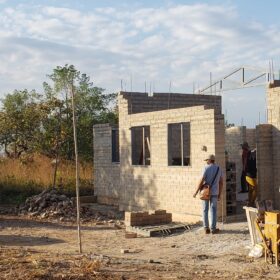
[266,83,280,208]
[120,91,222,115]
[246,128,256,149]
[118,93,225,223]
[225,126,246,192]
[256,124,274,201]
[93,124,120,205]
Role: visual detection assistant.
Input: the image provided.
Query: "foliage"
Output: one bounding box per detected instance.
[0,65,118,161]
[0,90,47,158]
[42,64,118,161]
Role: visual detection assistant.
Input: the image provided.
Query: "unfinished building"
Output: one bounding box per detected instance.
[93,82,280,222]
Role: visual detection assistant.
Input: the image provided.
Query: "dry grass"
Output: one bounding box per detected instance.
[0,154,93,203]
[0,248,118,280]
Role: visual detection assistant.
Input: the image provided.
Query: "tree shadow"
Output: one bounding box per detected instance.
[0,234,65,246]
[0,217,119,231]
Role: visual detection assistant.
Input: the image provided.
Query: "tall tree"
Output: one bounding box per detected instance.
[0,65,118,161]
[43,64,117,161]
[0,90,46,158]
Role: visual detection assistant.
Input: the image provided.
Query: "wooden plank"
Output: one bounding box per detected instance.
[126,223,190,237]
[243,206,261,245]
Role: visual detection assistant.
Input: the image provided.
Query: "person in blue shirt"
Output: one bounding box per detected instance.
[193,154,223,234]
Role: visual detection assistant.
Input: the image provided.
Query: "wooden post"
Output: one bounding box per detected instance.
[70,82,82,253]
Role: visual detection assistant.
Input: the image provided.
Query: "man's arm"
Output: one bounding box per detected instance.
[218,176,223,200]
[193,177,204,198]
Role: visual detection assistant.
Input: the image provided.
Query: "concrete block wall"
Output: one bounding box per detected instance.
[256,124,274,201]
[246,128,256,149]
[118,92,225,223]
[120,91,222,115]
[93,124,120,205]
[266,83,280,208]
[225,126,246,192]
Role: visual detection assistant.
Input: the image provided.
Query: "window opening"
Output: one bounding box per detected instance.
[168,122,190,166]
[112,128,120,163]
[131,126,150,165]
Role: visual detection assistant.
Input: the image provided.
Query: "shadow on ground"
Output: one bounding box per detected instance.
[218,229,249,235]
[0,216,118,231]
[0,234,65,246]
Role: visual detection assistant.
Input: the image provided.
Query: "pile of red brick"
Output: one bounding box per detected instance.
[125,210,172,227]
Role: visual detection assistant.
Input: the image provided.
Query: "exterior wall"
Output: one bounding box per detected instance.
[93,85,280,216]
[120,91,222,115]
[267,83,280,208]
[256,124,274,201]
[93,124,120,205]
[246,128,256,149]
[118,92,225,223]
[225,126,246,192]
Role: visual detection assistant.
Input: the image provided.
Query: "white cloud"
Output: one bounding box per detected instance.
[0,2,279,126]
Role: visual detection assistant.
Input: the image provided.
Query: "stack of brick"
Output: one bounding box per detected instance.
[226,161,237,215]
[225,126,246,194]
[125,210,172,227]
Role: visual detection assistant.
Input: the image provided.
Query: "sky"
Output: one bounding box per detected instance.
[0,0,280,127]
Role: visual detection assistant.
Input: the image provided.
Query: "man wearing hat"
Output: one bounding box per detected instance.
[240,141,250,193]
[193,154,223,234]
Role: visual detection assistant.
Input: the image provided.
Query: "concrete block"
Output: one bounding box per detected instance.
[125,232,137,238]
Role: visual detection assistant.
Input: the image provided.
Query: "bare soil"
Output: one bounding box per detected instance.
[0,207,279,279]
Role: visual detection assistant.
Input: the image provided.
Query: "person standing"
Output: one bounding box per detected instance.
[193,154,223,234]
[245,149,257,206]
[240,142,250,193]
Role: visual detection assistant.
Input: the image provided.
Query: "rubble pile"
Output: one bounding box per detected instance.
[17,189,123,223]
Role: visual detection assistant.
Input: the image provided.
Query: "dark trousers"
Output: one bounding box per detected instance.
[240,171,248,192]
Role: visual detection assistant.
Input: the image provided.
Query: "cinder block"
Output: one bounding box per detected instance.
[166,213,172,223]
[155,209,166,215]
[125,232,137,238]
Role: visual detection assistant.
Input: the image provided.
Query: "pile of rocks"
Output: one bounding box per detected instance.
[17,189,123,223]
[18,189,76,220]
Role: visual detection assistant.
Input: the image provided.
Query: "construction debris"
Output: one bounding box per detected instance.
[125,232,137,238]
[17,188,124,223]
[120,249,130,254]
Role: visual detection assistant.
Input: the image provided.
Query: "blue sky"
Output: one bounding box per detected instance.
[0,0,280,127]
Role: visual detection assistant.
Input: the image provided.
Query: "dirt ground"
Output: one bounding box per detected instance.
[0,207,280,279]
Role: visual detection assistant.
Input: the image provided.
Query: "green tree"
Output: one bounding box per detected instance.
[43,64,117,161]
[0,90,46,158]
[0,65,118,161]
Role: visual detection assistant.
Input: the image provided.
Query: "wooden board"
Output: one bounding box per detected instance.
[126,222,191,237]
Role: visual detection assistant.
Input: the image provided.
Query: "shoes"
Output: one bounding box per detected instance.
[204,228,210,234]
[211,228,220,234]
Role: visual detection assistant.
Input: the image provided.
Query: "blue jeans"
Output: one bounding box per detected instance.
[202,195,218,230]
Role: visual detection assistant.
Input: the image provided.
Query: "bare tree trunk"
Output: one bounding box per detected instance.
[70,83,82,254]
